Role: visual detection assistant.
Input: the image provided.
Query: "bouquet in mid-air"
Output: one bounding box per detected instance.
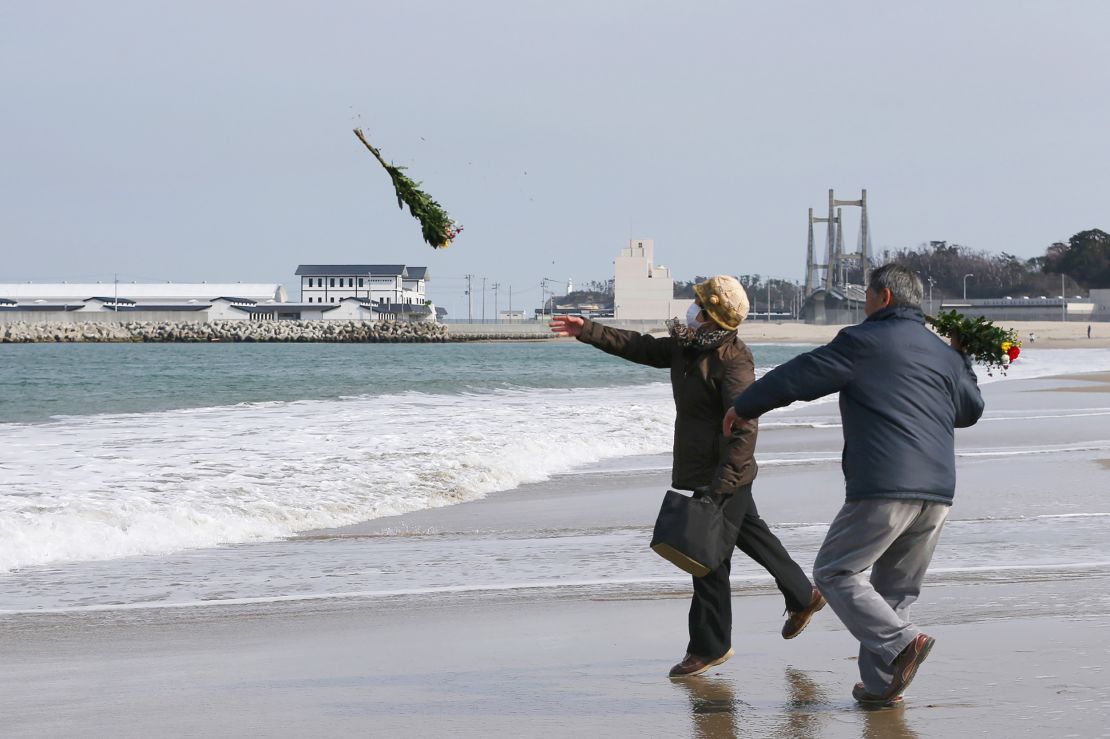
[926,310,1021,374]
[353,128,463,249]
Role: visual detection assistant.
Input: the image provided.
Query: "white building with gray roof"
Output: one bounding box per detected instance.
[295,265,429,309]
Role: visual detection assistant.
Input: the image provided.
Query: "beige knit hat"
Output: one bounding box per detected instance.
[693,275,749,330]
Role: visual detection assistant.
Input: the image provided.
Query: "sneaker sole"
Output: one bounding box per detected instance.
[669,647,735,678]
[783,596,827,640]
[889,636,935,699]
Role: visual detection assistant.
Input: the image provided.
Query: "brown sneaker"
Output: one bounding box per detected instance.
[668,648,735,678]
[782,588,827,639]
[882,633,935,701]
[852,682,903,708]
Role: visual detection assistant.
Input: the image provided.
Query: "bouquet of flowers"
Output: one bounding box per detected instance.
[926,310,1021,374]
[353,129,463,249]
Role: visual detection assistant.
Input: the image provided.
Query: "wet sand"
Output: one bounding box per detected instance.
[3,576,1107,738]
[3,373,1110,736]
[1044,372,1110,391]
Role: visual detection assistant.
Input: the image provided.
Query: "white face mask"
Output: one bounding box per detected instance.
[685,302,705,329]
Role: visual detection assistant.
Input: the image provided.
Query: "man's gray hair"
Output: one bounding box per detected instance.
[868,264,923,307]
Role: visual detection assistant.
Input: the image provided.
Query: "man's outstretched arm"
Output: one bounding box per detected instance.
[724,329,858,434]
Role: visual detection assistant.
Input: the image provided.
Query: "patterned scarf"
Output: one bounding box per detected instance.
[666,317,735,350]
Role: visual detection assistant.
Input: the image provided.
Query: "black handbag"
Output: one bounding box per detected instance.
[650,490,739,577]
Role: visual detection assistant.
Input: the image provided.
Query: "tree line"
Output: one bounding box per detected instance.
[882,228,1108,301]
[556,228,1109,311]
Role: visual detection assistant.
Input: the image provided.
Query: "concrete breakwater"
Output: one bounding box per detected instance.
[0,320,453,343]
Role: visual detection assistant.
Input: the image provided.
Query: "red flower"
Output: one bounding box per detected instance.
[1007,346,1021,361]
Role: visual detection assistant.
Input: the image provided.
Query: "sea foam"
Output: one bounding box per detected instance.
[0,384,676,572]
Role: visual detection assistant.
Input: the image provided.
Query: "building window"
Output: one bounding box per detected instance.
[330,297,335,303]
[358,278,364,287]
[330,278,335,288]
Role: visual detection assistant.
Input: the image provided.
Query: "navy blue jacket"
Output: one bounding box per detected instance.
[731,306,984,504]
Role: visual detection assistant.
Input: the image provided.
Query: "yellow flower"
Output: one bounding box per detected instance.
[1001,341,1012,351]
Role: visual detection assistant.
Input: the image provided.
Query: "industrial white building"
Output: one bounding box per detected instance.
[613,239,691,320]
[0,272,441,323]
[295,265,429,307]
[0,282,287,304]
[0,283,290,324]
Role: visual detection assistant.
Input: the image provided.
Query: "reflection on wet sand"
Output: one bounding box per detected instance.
[771,667,829,738]
[675,677,745,738]
[674,667,921,739]
[860,701,919,739]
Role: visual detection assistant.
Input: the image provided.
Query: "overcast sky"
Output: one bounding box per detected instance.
[2,1,1108,316]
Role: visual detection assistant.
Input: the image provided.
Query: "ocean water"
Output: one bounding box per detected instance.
[0,341,811,574]
[2,341,1110,613]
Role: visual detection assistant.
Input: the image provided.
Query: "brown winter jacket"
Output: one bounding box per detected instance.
[577,319,758,495]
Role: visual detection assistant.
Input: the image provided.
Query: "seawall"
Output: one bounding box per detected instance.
[0,320,451,343]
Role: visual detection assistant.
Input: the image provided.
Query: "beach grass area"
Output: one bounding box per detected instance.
[3,370,1110,736]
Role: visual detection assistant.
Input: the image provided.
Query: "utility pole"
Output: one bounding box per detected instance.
[540,277,560,322]
[508,285,513,320]
[767,281,771,321]
[1062,274,1066,321]
[491,282,500,323]
[465,274,473,322]
[481,277,487,322]
[963,273,974,301]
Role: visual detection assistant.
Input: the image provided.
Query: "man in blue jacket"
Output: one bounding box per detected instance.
[723,264,984,706]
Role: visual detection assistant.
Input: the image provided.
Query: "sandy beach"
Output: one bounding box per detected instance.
[3,370,1110,737]
[731,320,1110,350]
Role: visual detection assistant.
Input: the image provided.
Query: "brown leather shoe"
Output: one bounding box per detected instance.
[882,633,935,701]
[668,647,734,678]
[782,588,827,639]
[852,682,903,708]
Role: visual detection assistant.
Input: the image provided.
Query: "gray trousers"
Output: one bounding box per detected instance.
[812,499,950,693]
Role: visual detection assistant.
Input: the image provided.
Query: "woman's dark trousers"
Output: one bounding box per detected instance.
[687,483,813,659]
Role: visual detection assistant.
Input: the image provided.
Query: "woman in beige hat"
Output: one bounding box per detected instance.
[550,275,824,677]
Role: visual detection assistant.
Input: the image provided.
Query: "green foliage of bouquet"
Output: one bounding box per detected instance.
[353,129,463,249]
[926,310,1021,374]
